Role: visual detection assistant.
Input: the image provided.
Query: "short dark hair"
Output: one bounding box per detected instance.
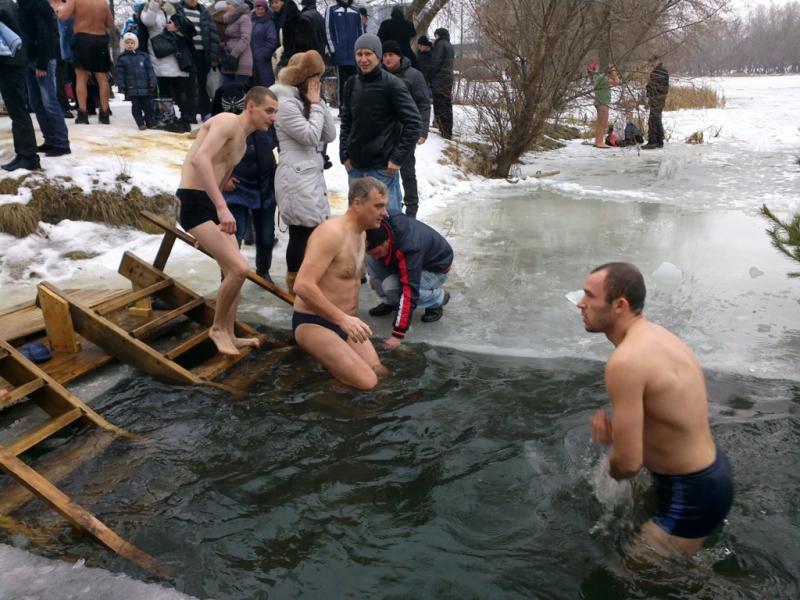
[348,176,387,206]
[591,262,646,314]
[245,86,277,106]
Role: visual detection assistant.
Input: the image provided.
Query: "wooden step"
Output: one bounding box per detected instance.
[164,328,210,360]
[7,408,83,456]
[192,347,253,382]
[0,378,45,410]
[94,279,174,316]
[0,348,8,361]
[129,297,205,340]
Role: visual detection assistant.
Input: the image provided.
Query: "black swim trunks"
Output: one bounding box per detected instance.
[292,311,348,341]
[651,447,734,539]
[71,33,112,73]
[176,188,219,231]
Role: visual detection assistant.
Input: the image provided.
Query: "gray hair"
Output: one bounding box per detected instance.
[348,177,388,205]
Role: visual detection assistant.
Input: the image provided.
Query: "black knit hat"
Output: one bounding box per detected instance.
[417,35,432,47]
[365,221,390,250]
[382,40,402,56]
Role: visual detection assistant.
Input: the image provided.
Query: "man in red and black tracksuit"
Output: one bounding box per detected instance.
[365,214,453,350]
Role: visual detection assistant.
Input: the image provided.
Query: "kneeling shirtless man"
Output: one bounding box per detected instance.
[578,262,733,559]
[177,86,278,356]
[292,177,389,390]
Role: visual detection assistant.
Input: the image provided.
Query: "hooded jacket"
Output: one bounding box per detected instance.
[377,7,418,69]
[375,214,453,339]
[270,82,337,227]
[250,10,278,86]
[224,128,278,210]
[116,49,157,97]
[383,55,431,139]
[222,5,252,76]
[339,65,421,170]
[325,0,360,67]
[646,62,669,106]
[430,30,454,92]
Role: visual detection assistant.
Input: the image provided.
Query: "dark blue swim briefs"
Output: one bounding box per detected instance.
[292,311,348,341]
[651,447,734,539]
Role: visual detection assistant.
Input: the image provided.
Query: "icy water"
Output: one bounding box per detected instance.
[1,348,798,599]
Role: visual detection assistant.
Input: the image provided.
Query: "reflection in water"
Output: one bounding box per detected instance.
[2,343,797,599]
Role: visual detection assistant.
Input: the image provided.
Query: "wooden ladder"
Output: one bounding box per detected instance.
[37,251,266,386]
[0,339,169,575]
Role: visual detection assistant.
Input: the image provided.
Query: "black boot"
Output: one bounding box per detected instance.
[421,290,450,323]
[99,109,110,124]
[2,154,42,171]
[75,111,89,124]
[369,303,398,317]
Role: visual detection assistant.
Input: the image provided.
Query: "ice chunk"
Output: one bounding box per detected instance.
[651,261,683,288]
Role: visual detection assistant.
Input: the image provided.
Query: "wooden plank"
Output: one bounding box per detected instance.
[0,378,44,410]
[37,285,81,353]
[153,231,176,271]
[0,348,8,360]
[38,283,199,386]
[193,346,254,382]
[0,446,171,576]
[94,279,173,316]
[37,335,116,385]
[164,328,210,360]
[7,408,83,456]
[129,297,205,340]
[140,210,295,306]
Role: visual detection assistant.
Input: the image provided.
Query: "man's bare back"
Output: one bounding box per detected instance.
[61,0,113,34]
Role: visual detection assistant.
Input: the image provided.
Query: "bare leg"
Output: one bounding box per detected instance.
[190,222,250,356]
[215,232,261,349]
[295,324,381,390]
[75,69,89,112]
[96,73,110,111]
[625,520,705,566]
[595,104,610,147]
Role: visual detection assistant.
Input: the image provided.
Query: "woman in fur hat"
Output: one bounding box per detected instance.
[269,49,335,293]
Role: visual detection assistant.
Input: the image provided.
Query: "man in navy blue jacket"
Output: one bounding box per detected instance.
[324,0,360,106]
[365,214,453,350]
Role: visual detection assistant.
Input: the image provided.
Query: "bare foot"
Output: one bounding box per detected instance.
[209,327,240,356]
[0,388,8,398]
[233,336,261,349]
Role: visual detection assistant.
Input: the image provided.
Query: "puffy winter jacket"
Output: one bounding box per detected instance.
[339,65,421,170]
[222,6,252,77]
[376,10,418,69]
[270,83,337,227]
[176,1,220,64]
[325,0,360,67]
[17,0,57,70]
[374,214,453,338]
[646,63,669,106]
[225,128,277,210]
[429,34,454,92]
[383,56,430,139]
[141,1,188,77]
[116,50,157,97]
[251,12,278,86]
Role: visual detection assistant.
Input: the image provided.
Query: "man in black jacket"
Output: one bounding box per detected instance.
[19,0,71,155]
[177,0,219,121]
[298,0,326,57]
[340,33,421,215]
[430,27,454,139]
[376,5,417,69]
[643,54,669,149]
[0,0,40,171]
[365,214,453,350]
[382,39,430,218]
[416,35,433,87]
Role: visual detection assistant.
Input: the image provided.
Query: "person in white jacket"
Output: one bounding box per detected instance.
[270,49,335,293]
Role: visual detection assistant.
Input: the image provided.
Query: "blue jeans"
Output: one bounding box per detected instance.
[348,166,403,215]
[229,202,276,276]
[367,256,448,308]
[26,59,70,149]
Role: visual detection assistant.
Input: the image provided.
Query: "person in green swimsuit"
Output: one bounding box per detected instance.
[593,65,619,148]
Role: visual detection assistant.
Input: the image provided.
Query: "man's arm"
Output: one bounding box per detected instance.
[293,228,373,343]
[409,68,431,140]
[602,356,645,480]
[390,248,422,342]
[58,0,75,21]
[388,78,421,168]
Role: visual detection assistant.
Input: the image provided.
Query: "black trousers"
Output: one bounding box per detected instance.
[286,224,316,272]
[336,65,356,108]
[647,103,664,145]
[432,87,453,139]
[400,148,419,217]
[0,65,37,159]
[193,53,211,118]
[157,75,196,125]
[130,95,156,127]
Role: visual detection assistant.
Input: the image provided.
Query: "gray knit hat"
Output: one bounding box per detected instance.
[355,33,382,59]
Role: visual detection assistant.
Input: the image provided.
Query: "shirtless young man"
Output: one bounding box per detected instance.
[58,0,114,123]
[177,86,278,356]
[292,177,390,390]
[577,262,733,559]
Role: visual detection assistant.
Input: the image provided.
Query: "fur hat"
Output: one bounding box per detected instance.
[382,40,402,56]
[123,32,139,50]
[277,50,326,86]
[355,33,382,59]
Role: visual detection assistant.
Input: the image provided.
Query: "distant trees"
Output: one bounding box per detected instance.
[671,2,800,74]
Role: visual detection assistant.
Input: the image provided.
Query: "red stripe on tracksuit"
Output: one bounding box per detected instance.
[392,249,412,338]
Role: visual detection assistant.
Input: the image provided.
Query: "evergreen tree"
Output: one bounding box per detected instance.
[760,204,800,277]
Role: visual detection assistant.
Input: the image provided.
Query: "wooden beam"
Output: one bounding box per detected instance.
[7,408,83,456]
[0,378,44,410]
[153,231,176,271]
[37,285,81,353]
[129,298,205,340]
[0,446,171,576]
[94,279,173,316]
[164,328,210,360]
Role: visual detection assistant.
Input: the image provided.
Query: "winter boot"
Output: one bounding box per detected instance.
[286,272,298,294]
[99,109,110,124]
[75,111,89,124]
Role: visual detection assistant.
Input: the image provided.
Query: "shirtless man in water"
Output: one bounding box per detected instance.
[577,262,733,558]
[59,0,114,122]
[292,177,389,390]
[177,86,278,356]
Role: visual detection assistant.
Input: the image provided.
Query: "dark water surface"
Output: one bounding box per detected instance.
[6,339,799,599]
